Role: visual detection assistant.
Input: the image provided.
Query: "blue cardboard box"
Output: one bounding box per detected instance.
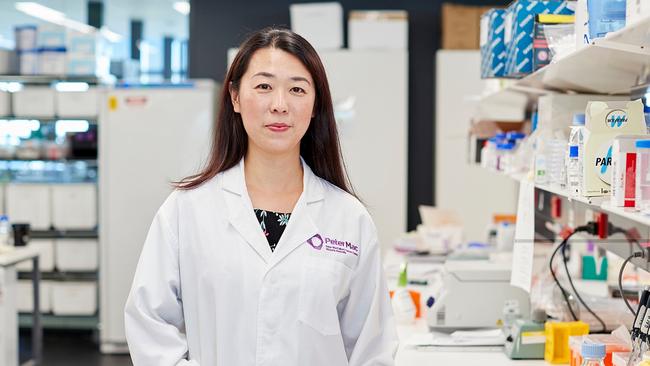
[504,0,574,77]
[481,9,507,78]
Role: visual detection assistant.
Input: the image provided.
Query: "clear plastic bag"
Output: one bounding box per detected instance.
[544,23,576,63]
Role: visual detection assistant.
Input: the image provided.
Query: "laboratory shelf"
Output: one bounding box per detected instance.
[17,271,97,281]
[477,16,650,121]
[491,168,650,228]
[0,75,100,85]
[18,314,99,330]
[0,116,98,122]
[30,229,99,240]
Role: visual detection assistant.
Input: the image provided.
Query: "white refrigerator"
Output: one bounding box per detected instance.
[99,80,216,352]
[319,50,408,252]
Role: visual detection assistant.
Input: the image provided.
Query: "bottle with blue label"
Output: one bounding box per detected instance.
[0,215,11,247]
[587,0,627,39]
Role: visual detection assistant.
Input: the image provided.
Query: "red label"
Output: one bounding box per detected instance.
[624,153,637,207]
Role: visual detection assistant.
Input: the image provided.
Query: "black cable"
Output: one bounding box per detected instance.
[549,233,579,321]
[610,226,644,253]
[619,252,646,316]
[561,240,608,333]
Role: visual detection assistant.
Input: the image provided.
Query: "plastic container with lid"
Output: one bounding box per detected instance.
[636,140,650,214]
[496,142,515,173]
[587,0,627,40]
[569,334,631,366]
[481,137,500,170]
[580,342,606,366]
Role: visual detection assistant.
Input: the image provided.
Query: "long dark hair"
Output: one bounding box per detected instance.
[176,27,355,197]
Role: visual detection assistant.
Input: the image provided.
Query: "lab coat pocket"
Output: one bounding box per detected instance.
[298,257,348,336]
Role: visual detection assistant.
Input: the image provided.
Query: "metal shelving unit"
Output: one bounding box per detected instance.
[0,75,100,85]
[19,314,99,330]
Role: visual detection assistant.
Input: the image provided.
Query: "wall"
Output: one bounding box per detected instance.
[189,0,507,230]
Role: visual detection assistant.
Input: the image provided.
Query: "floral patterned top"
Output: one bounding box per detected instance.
[253,209,292,252]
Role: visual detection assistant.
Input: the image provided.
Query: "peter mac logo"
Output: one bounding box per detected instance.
[307,234,324,250]
[306,234,359,256]
[605,109,627,128]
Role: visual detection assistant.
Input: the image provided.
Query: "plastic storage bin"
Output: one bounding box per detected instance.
[51,183,97,230]
[15,239,55,272]
[636,140,650,213]
[6,184,51,230]
[545,321,590,364]
[12,87,56,118]
[17,280,52,313]
[56,88,99,118]
[51,281,97,315]
[55,239,98,271]
[0,90,10,117]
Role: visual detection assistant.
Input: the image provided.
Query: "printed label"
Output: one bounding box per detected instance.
[521,331,546,345]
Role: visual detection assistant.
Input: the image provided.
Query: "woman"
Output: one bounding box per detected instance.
[124,27,398,366]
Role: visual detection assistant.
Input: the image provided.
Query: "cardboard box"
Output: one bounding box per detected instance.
[55,239,98,271]
[51,281,97,315]
[575,0,590,50]
[583,100,648,197]
[12,87,56,118]
[481,9,507,77]
[51,184,97,230]
[56,88,99,118]
[38,47,66,76]
[290,2,343,50]
[18,50,39,75]
[15,240,56,272]
[504,0,575,77]
[17,280,52,313]
[348,10,408,50]
[36,23,66,48]
[537,94,629,133]
[611,135,648,207]
[442,3,495,49]
[6,184,51,230]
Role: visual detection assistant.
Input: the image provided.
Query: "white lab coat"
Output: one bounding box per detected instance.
[124,158,398,366]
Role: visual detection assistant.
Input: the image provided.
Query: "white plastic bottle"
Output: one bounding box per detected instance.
[0,215,11,247]
[392,263,416,325]
[567,145,583,197]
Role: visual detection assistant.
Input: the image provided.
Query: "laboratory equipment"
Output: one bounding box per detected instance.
[636,140,650,213]
[427,259,530,331]
[99,81,216,353]
[504,309,547,360]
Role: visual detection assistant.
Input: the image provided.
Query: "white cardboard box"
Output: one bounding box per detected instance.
[6,184,51,230]
[38,48,66,76]
[17,280,52,313]
[15,239,55,272]
[51,184,97,230]
[55,239,98,271]
[12,87,56,118]
[0,90,10,117]
[348,10,408,50]
[537,94,630,133]
[56,88,99,118]
[51,281,97,315]
[290,2,343,50]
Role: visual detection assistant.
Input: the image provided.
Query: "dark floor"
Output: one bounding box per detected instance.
[20,330,133,366]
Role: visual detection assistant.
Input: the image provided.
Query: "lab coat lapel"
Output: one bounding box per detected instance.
[269,161,325,268]
[221,160,272,263]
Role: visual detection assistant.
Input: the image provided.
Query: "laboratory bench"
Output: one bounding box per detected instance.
[396,319,547,366]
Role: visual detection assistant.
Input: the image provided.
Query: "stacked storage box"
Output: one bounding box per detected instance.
[504,0,574,78]
[481,9,507,78]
